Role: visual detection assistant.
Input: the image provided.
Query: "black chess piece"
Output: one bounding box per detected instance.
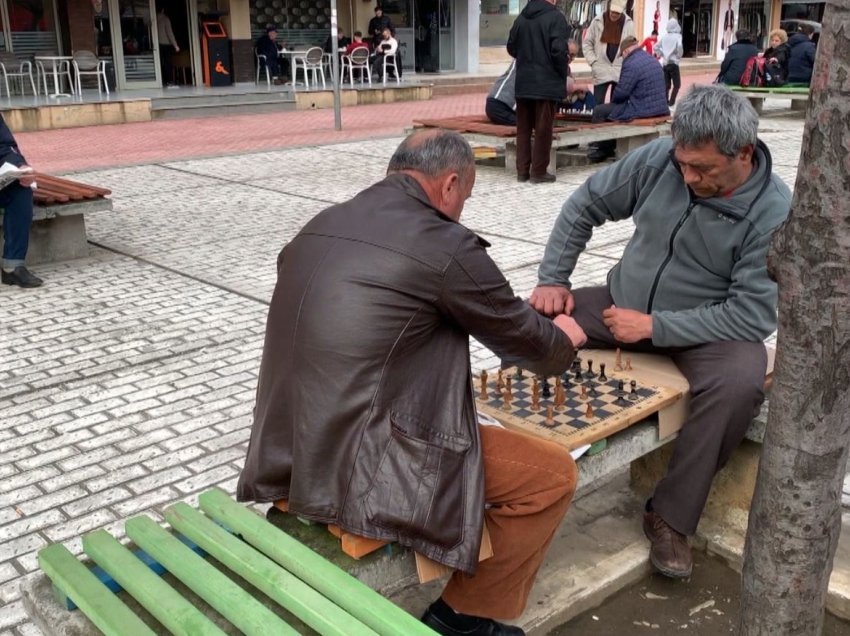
[584,359,596,379]
[515,367,524,381]
[561,371,571,386]
[574,367,583,383]
[629,380,638,401]
[587,381,598,398]
[599,363,608,382]
[541,377,551,399]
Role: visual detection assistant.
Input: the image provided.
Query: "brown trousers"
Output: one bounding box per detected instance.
[571,286,767,535]
[441,424,577,619]
[515,98,557,179]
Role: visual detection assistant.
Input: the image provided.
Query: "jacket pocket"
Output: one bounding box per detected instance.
[364,412,470,549]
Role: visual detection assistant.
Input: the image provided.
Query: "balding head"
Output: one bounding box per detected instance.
[388,130,476,221]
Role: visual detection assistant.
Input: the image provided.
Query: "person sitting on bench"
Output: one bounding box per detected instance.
[587,36,669,163]
[529,85,790,580]
[1,113,42,288]
[485,60,517,126]
[237,130,587,636]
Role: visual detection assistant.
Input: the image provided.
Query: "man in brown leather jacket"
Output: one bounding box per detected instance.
[238,130,586,636]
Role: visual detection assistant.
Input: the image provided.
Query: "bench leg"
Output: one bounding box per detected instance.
[747,97,764,115]
[8,214,90,265]
[505,141,518,175]
[616,132,659,158]
[791,98,807,112]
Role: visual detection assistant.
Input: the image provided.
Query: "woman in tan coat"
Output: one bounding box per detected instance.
[582,0,636,104]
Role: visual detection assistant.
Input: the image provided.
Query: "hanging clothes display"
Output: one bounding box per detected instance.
[739,0,769,49]
[721,0,734,50]
[570,0,608,57]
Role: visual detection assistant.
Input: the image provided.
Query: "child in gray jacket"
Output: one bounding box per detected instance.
[654,18,684,106]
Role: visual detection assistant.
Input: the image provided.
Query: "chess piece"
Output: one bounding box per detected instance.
[574,367,583,383]
[585,359,595,379]
[580,384,587,400]
[531,378,540,411]
[585,403,593,418]
[617,379,625,395]
[614,347,623,371]
[555,376,561,389]
[554,384,565,410]
[629,380,638,401]
[502,390,511,409]
[495,370,504,398]
[479,370,488,400]
[598,363,608,382]
[545,405,554,426]
[541,377,551,399]
[588,381,598,398]
[625,357,632,372]
[506,376,513,400]
[515,367,524,381]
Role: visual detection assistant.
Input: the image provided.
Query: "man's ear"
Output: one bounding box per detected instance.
[441,172,460,199]
[738,144,755,162]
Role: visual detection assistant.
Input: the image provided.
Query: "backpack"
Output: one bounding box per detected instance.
[740,55,785,88]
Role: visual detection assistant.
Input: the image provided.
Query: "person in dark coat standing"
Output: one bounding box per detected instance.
[506,0,569,184]
[587,37,670,163]
[367,6,393,49]
[786,25,816,84]
[716,29,758,84]
[237,130,586,636]
[0,113,41,288]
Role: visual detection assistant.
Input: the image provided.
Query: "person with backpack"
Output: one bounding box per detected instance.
[716,29,758,85]
[786,24,816,85]
[654,18,683,106]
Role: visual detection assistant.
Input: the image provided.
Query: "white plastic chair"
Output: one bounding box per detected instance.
[382,52,400,86]
[0,52,37,97]
[72,50,109,95]
[342,47,371,88]
[255,49,270,87]
[294,46,326,90]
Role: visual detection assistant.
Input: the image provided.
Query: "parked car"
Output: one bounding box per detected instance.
[780,19,822,35]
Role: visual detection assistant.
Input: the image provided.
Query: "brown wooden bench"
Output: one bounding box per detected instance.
[412,114,672,174]
[0,173,112,264]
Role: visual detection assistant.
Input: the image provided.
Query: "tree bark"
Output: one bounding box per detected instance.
[739,2,850,633]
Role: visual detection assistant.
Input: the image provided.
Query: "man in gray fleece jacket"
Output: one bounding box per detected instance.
[530,85,791,578]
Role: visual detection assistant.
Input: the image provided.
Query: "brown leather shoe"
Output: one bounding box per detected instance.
[643,510,693,578]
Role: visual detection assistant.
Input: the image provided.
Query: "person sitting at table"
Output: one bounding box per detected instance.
[345,31,370,55]
[256,25,286,84]
[324,28,351,54]
[371,27,399,81]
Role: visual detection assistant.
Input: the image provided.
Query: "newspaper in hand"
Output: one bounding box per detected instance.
[0,162,34,189]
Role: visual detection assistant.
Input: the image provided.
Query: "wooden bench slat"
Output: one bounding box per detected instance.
[37,544,156,636]
[82,530,227,636]
[199,488,437,636]
[164,503,379,636]
[35,173,112,197]
[125,515,298,636]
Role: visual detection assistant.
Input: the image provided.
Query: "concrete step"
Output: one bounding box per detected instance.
[150,90,296,110]
[150,100,298,120]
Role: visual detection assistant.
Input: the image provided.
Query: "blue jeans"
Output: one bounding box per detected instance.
[1,182,33,268]
[564,92,596,113]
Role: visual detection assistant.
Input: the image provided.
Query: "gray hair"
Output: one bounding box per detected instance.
[671,85,759,157]
[387,130,475,181]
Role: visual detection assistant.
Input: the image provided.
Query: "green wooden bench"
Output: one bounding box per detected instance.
[728,85,810,114]
[36,488,436,635]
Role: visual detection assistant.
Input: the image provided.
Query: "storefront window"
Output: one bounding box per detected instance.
[739,0,771,49]
[119,0,156,81]
[8,0,59,56]
[479,0,527,46]
[671,0,713,57]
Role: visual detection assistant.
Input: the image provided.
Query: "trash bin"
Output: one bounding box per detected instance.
[201,20,232,86]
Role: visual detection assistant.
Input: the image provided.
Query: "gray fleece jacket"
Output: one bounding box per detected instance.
[654,19,683,66]
[538,137,791,347]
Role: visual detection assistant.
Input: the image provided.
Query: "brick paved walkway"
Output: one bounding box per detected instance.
[19,72,716,174]
[0,84,805,634]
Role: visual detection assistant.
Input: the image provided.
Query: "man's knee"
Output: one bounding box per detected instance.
[692,346,766,411]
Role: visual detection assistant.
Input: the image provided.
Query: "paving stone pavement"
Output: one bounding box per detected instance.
[0,101,809,634]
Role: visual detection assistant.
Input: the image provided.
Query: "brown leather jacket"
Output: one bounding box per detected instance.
[237,173,576,573]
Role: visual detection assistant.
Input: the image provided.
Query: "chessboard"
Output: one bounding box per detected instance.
[475,355,683,451]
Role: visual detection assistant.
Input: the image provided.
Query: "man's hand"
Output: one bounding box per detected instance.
[529,285,574,316]
[17,165,35,188]
[175,45,181,53]
[602,305,652,343]
[554,314,587,348]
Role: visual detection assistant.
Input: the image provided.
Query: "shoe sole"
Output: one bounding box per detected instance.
[643,521,693,579]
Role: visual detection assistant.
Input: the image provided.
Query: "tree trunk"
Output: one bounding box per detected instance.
[739,2,850,633]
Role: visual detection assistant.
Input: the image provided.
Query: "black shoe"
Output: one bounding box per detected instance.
[587,148,613,164]
[2,266,42,288]
[517,173,530,183]
[421,599,525,636]
[529,172,556,184]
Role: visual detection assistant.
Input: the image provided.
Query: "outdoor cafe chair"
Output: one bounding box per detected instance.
[0,52,37,97]
[72,50,109,96]
[255,49,270,88]
[342,46,371,88]
[294,46,326,90]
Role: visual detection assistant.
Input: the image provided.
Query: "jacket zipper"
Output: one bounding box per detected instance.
[646,200,695,313]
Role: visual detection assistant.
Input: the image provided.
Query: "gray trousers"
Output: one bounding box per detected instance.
[571,286,767,535]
